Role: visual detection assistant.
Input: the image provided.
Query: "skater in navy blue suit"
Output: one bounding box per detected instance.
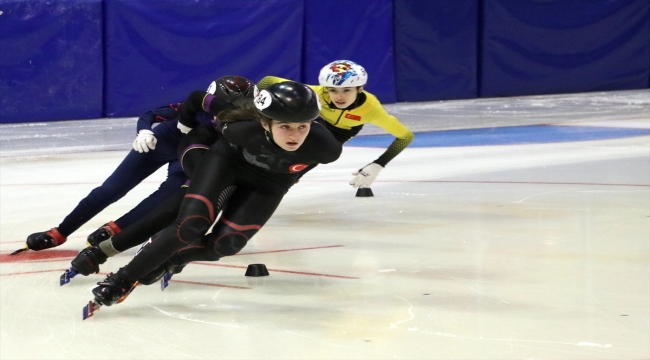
[11,105,212,254]
[14,76,256,254]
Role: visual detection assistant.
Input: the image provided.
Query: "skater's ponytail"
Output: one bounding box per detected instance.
[216,102,269,125]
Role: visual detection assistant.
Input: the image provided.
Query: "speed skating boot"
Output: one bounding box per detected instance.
[71,246,108,276]
[25,228,67,251]
[87,221,121,247]
[91,270,138,306]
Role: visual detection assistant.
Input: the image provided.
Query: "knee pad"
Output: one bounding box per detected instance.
[211,233,248,256]
[176,215,212,244]
[206,219,260,257]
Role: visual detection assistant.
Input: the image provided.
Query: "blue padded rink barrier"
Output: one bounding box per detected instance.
[0,90,649,359]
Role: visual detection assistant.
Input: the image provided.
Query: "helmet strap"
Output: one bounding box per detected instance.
[261,120,280,148]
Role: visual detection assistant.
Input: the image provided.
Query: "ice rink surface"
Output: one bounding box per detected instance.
[1,90,649,359]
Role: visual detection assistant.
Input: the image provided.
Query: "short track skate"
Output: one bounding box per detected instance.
[160,273,174,291]
[82,282,139,320]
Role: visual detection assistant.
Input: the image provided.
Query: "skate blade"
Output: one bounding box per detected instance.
[116,282,139,304]
[82,300,101,320]
[59,268,78,286]
[160,273,173,291]
[9,246,28,255]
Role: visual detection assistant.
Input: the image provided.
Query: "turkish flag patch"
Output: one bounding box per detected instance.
[289,164,308,172]
[345,114,361,121]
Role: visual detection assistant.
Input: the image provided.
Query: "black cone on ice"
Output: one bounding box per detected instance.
[245,264,269,277]
[356,188,374,197]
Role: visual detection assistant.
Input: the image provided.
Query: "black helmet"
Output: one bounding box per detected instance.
[253,81,321,122]
[207,75,257,106]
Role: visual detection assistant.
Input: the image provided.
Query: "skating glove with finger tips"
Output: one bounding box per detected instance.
[349,163,383,188]
[133,130,157,153]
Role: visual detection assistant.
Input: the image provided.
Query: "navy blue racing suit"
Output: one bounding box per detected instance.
[56,103,213,237]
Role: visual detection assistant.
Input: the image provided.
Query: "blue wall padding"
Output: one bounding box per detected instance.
[104,0,304,117]
[481,0,650,97]
[302,0,397,103]
[1,0,649,124]
[0,0,103,123]
[393,0,479,102]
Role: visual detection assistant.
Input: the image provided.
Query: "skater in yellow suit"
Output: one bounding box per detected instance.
[257,60,414,189]
[179,60,414,190]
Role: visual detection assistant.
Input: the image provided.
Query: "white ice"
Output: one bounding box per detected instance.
[1,90,649,359]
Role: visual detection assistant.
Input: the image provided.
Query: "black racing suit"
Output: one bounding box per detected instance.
[119,118,342,282]
[104,99,233,254]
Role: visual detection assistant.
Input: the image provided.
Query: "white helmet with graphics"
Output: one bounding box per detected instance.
[318,60,368,87]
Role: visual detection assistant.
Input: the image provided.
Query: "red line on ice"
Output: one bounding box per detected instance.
[167,279,250,289]
[237,244,343,255]
[196,262,359,279]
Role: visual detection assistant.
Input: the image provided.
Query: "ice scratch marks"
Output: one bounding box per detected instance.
[577,342,612,347]
[464,285,510,305]
[149,305,247,329]
[513,189,625,204]
[514,190,573,204]
[389,295,414,329]
[418,262,511,305]
[211,288,226,303]
[422,330,614,349]
[284,330,387,357]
